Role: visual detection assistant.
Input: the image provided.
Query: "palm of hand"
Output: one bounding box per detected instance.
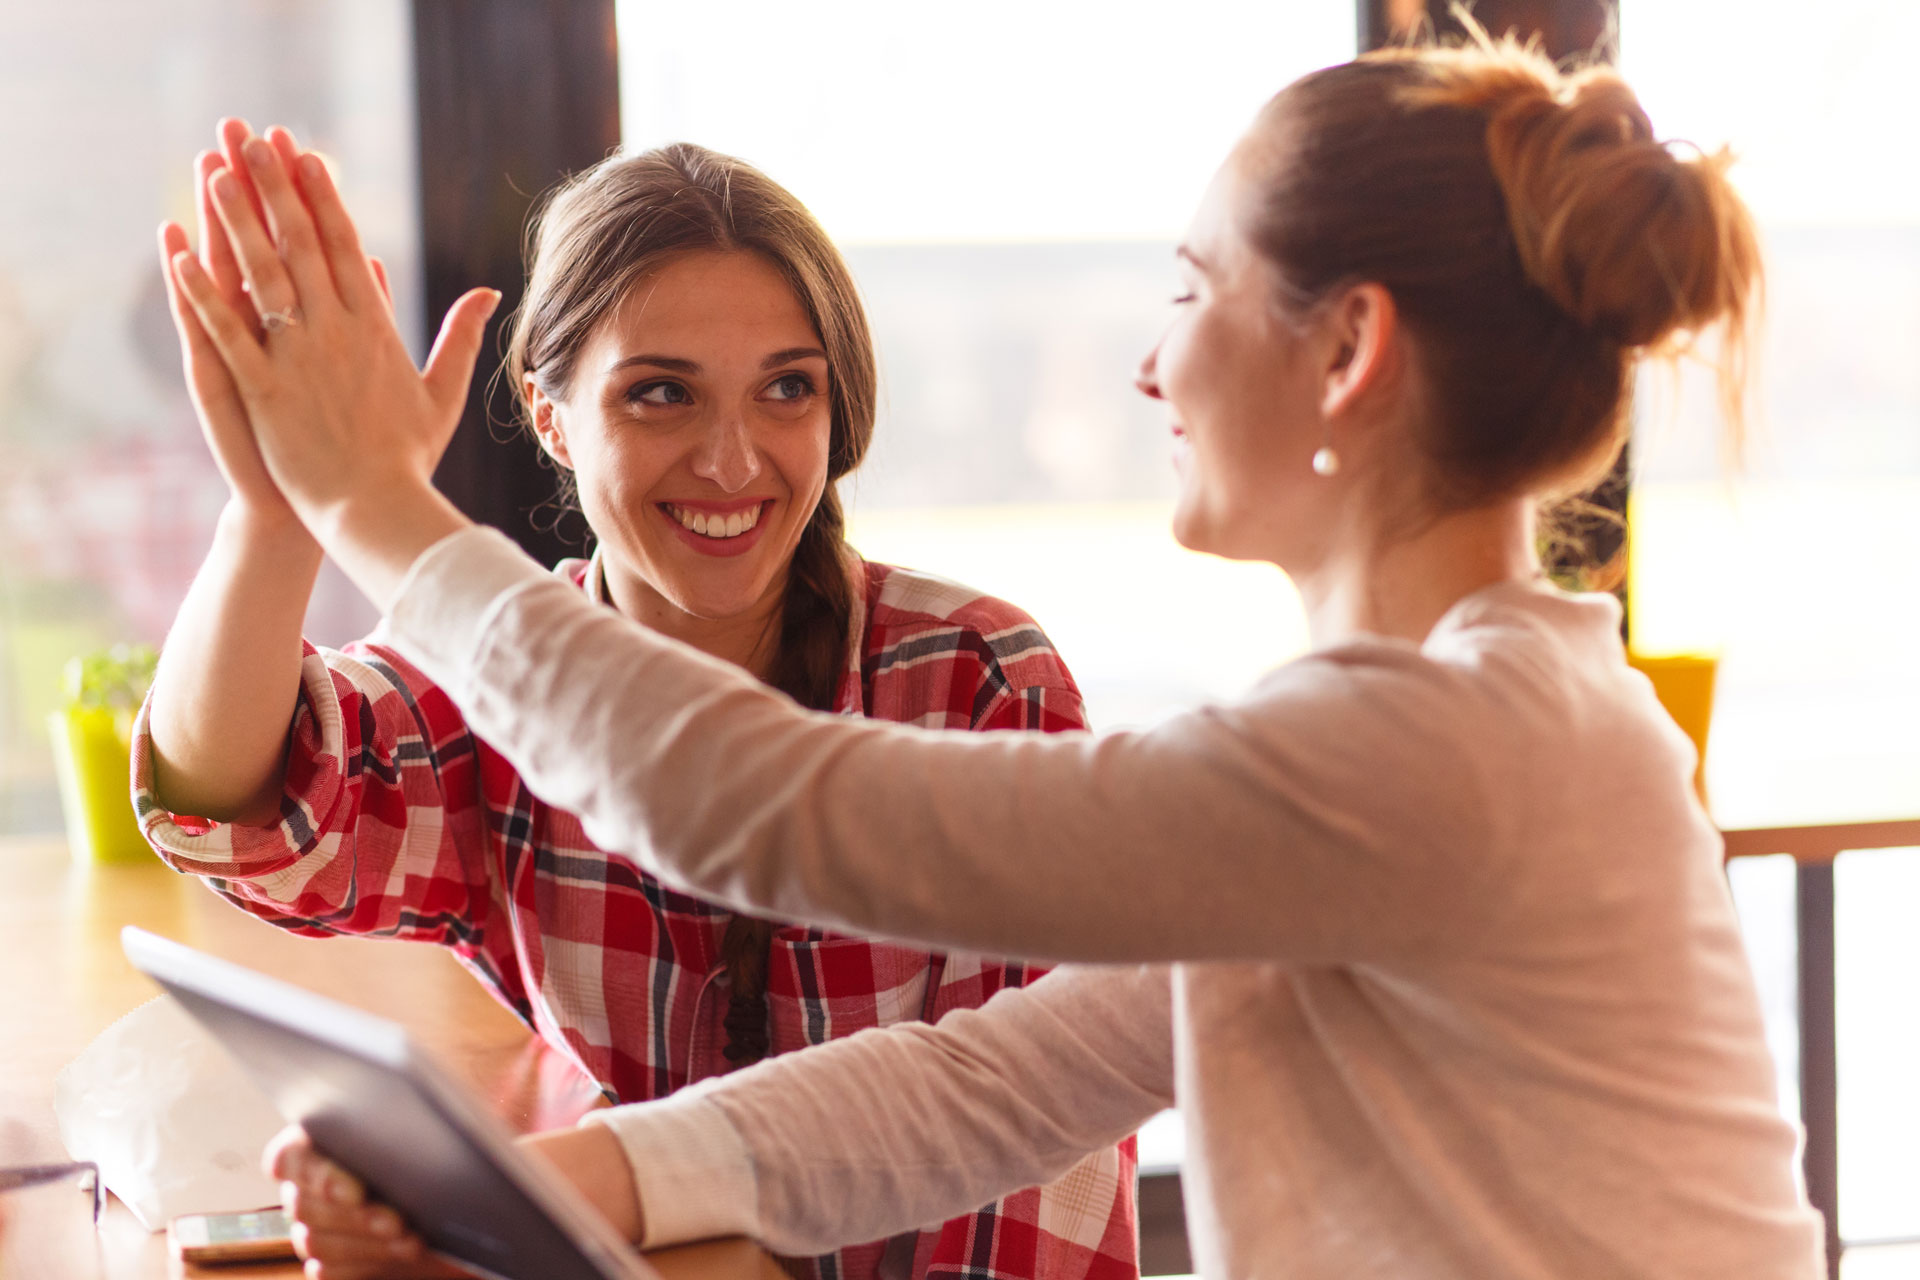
[164,125,496,539]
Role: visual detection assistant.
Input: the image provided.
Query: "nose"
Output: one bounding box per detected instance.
[690,411,762,492]
[1134,344,1164,401]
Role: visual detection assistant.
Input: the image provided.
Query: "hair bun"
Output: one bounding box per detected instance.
[1478,67,1759,353]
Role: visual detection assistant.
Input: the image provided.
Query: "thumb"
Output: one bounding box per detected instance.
[422,287,502,418]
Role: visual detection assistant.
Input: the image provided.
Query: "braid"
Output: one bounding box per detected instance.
[717,490,854,1066]
[718,914,775,1064]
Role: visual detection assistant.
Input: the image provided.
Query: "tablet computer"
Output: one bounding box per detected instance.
[121,926,657,1280]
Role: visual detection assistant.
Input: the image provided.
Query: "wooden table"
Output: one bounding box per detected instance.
[0,837,782,1279]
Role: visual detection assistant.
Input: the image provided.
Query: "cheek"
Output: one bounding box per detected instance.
[775,413,835,514]
[578,433,673,516]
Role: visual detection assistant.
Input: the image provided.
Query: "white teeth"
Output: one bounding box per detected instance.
[668,504,761,539]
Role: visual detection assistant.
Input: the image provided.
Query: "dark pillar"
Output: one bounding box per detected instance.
[1798,863,1844,1277]
[411,0,620,567]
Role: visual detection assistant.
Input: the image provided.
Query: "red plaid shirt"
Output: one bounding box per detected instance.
[133,553,1139,1280]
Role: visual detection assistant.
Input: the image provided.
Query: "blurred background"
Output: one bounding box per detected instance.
[0,0,1914,1272]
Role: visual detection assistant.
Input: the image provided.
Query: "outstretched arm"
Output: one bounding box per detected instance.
[269,965,1169,1274]
[148,124,326,823]
[163,130,491,612]
[173,128,1505,967]
[594,963,1173,1254]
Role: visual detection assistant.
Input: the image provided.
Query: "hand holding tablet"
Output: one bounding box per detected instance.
[121,927,656,1280]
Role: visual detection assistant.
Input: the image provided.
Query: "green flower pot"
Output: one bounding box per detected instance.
[49,645,157,865]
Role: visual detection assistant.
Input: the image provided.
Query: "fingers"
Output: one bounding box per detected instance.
[288,148,382,314]
[194,151,248,316]
[264,1124,321,1182]
[268,1128,430,1280]
[217,118,270,243]
[169,242,270,390]
[236,135,337,313]
[158,221,244,420]
[264,124,302,178]
[421,288,503,419]
[208,161,304,331]
[369,256,394,315]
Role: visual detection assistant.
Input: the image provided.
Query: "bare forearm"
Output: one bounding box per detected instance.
[520,1126,644,1243]
[147,502,324,823]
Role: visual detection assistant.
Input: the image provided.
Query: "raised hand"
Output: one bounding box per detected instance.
[166,127,496,605]
[158,138,296,529]
[161,121,400,533]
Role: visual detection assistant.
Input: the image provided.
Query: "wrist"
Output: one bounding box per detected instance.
[301,478,473,615]
[216,497,320,554]
[521,1125,646,1243]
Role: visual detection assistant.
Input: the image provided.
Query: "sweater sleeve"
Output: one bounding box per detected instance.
[386,527,1511,966]
[584,963,1173,1254]
[131,636,499,950]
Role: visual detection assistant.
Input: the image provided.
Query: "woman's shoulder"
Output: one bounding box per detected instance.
[858,559,1051,639]
[852,558,1085,724]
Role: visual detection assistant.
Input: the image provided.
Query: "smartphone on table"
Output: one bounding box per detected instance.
[168,1207,299,1265]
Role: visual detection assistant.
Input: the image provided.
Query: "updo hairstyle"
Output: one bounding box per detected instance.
[1240,31,1761,512]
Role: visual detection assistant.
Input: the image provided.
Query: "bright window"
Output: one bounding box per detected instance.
[1623,0,1920,1246]
[0,0,413,831]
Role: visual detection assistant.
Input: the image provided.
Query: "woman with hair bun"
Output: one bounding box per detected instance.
[170,27,1820,1280]
[142,132,1138,1280]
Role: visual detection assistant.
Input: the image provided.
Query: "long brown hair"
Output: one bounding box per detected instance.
[505,143,879,1065]
[1238,29,1760,535]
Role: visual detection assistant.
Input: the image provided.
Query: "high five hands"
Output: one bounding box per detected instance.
[159,119,496,608]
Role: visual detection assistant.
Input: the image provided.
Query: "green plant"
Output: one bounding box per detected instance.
[61,643,158,713]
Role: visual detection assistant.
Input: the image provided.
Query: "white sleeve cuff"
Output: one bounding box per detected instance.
[580,1086,760,1249]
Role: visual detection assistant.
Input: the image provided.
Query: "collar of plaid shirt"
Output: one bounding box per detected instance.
[580,545,872,718]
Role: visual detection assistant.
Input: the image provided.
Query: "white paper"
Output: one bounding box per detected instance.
[54,995,284,1231]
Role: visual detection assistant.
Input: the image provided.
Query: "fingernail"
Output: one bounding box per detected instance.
[244,137,274,169]
[210,170,239,201]
[369,1208,400,1238]
[299,153,326,183]
[171,250,200,277]
[484,289,503,316]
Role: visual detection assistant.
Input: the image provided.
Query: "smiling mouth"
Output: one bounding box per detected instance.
[661,502,766,540]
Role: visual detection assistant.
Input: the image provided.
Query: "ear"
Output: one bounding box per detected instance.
[526,376,573,469]
[1318,283,1399,421]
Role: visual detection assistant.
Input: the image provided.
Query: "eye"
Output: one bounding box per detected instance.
[764,372,817,401]
[628,380,691,407]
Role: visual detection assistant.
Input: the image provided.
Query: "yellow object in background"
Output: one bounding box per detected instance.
[47,705,150,863]
[48,645,159,865]
[1626,651,1719,806]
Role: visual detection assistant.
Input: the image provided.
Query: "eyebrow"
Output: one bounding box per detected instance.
[605,347,830,377]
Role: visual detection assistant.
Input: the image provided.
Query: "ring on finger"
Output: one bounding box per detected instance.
[259,305,302,333]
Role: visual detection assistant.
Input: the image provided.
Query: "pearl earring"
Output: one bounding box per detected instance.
[1311,446,1340,477]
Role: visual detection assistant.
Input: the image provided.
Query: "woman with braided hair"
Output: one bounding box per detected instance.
[168,24,1822,1280]
[139,133,1137,1280]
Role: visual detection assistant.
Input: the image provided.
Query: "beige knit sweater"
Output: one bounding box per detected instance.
[385,527,1823,1279]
